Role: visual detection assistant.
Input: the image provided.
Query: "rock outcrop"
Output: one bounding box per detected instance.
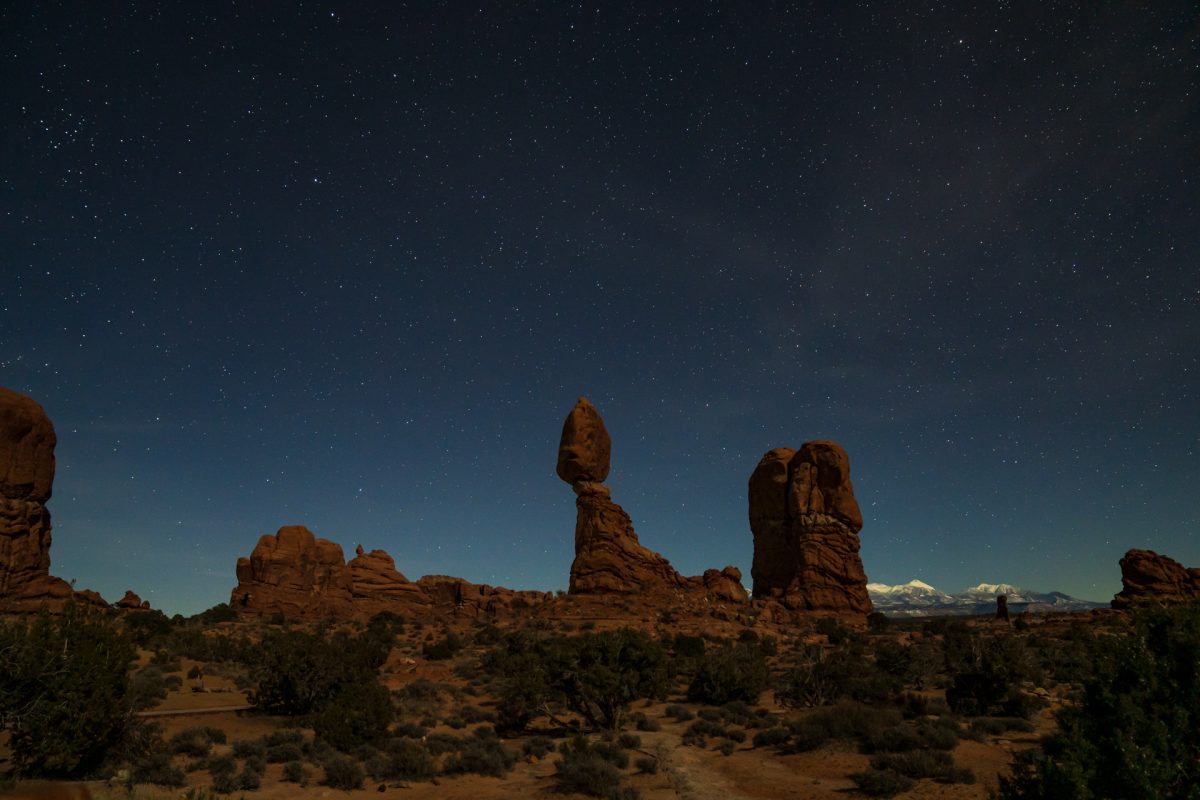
[0,387,105,612]
[117,589,151,610]
[557,397,748,603]
[1112,549,1200,609]
[747,441,872,614]
[230,525,551,620]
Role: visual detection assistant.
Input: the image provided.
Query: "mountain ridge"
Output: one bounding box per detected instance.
[868,579,1105,616]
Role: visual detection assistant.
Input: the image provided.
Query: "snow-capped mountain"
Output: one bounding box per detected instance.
[868,580,1105,616]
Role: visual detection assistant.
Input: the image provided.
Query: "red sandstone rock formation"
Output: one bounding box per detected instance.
[230,526,551,620]
[557,397,748,604]
[1112,548,1200,609]
[0,387,106,612]
[747,441,872,615]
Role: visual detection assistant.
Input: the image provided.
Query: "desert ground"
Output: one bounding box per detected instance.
[1,605,1115,800]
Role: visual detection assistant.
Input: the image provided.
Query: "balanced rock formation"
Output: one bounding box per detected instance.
[1112,548,1200,609]
[0,387,105,612]
[557,397,747,603]
[231,525,550,620]
[747,442,871,614]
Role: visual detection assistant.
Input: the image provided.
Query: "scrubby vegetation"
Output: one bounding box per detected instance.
[998,603,1200,799]
[0,603,137,776]
[5,598,1194,798]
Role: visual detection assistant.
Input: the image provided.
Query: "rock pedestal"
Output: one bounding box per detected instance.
[556,397,748,603]
[747,441,871,614]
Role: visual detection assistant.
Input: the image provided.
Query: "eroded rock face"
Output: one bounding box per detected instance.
[1112,549,1200,609]
[231,527,551,620]
[557,397,748,604]
[0,387,103,612]
[232,525,355,618]
[747,441,871,614]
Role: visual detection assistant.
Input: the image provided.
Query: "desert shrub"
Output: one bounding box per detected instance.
[968,716,1034,737]
[249,628,384,716]
[168,726,226,757]
[211,771,238,794]
[788,701,903,751]
[231,739,266,759]
[312,680,395,751]
[555,737,639,799]
[392,721,427,739]
[850,768,915,797]
[861,725,923,754]
[422,631,463,660]
[368,738,436,781]
[870,749,972,782]
[123,609,177,648]
[635,755,658,774]
[630,711,661,731]
[592,740,630,769]
[0,604,136,776]
[899,692,950,719]
[815,617,854,645]
[777,641,899,707]
[266,742,303,763]
[441,729,517,777]
[617,732,641,749]
[235,766,261,790]
[128,665,171,710]
[752,727,791,748]
[687,642,769,705]
[193,602,239,624]
[207,754,236,776]
[867,612,890,632]
[484,628,668,732]
[664,705,695,721]
[322,755,364,789]
[282,760,309,785]
[998,603,1200,800]
[522,735,555,759]
[131,752,186,787]
[264,728,304,747]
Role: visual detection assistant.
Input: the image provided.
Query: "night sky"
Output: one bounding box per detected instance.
[3,3,1197,616]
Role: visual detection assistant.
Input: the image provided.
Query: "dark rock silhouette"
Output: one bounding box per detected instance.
[747,441,871,615]
[0,387,107,612]
[1112,548,1200,609]
[996,594,1009,621]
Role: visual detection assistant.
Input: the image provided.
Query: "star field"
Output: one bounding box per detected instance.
[2,3,1197,614]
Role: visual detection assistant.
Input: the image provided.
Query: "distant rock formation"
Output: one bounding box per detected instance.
[230,525,550,620]
[117,589,151,611]
[0,387,106,612]
[1112,548,1200,609]
[557,397,748,603]
[747,442,872,615]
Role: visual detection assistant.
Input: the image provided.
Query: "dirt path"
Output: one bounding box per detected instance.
[137,704,252,718]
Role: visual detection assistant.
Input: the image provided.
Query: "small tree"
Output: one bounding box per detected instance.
[0,603,136,776]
